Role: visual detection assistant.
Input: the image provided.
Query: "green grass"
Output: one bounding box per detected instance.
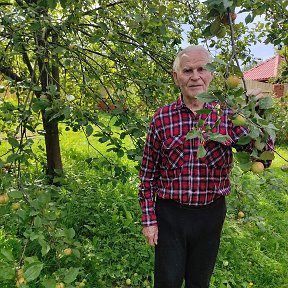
[0,128,288,287]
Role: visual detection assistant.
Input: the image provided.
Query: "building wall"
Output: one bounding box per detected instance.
[242,80,288,97]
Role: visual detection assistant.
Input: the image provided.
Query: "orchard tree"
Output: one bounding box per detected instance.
[0,0,188,179]
[1,0,288,287]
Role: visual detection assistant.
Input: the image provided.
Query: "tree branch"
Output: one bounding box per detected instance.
[82,0,125,16]
[0,65,23,82]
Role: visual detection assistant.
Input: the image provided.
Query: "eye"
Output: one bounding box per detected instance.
[183,68,192,74]
[198,67,206,73]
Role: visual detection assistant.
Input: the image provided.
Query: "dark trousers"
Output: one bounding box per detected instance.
[154,196,227,288]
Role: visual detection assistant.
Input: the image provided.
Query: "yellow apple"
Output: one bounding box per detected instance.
[12,202,21,210]
[0,194,9,204]
[226,75,241,89]
[63,248,73,256]
[16,268,24,277]
[126,278,132,285]
[238,211,245,219]
[232,115,247,126]
[16,277,27,287]
[56,283,65,288]
[251,161,264,174]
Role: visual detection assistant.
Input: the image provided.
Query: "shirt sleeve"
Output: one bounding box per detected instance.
[231,125,274,168]
[139,118,161,227]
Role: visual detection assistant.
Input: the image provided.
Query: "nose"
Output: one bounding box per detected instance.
[190,69,200,80]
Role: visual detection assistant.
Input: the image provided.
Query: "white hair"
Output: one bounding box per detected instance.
[173,45,213,72]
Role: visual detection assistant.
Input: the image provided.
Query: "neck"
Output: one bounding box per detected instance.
[183,97,204,112]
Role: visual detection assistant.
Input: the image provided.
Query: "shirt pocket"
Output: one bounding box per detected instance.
[161,136,185,170]
[201,139,233,169]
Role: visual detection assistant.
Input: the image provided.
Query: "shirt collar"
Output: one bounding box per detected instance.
[175,95,218,110]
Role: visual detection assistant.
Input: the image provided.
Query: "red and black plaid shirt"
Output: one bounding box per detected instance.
[139,96,273,226]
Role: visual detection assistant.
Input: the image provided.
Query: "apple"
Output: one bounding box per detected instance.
[68,44,77,50]
[126,278,132,285]
[97,99,107,111]
[108,102,116,111]
[251,161,264,174]
[16,277,26,287]
[63,248,73,256]
[281,164,288,172]
[0,194,9,204]
[12,202,21,210]
[56,283,65,288]
[226,75,241,88]
[221,12,237,25]
[238,211,245,219]
[231,115,247,126]
[17,268,24,277]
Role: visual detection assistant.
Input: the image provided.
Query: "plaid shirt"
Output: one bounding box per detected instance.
[139,96,273,226]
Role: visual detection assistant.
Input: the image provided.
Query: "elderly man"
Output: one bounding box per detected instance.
[139,45,273,288]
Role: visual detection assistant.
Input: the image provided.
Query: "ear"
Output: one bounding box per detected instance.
[173,71,179,86]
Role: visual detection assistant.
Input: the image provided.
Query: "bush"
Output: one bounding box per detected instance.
[272,95,288,145]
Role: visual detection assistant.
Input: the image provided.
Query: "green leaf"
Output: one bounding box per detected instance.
[186,129,201,140]
[34,216,42,228]
[237,136,252,145]
[259,151,275,161]
[203,63,216,72]
[196,92,217,103]
[32,85,42,92]
[42,278,57,288]
[1,248,14,262]
[117,149,124,158]
[195,109,212,115]
[0,264,15,280]
[239,161,252,171]
[71,248,80,258]
[207,132,231,143]
[259,96,274,110]
[132,129,144,138]
[64,228,75,240]
[59,0,67,8]
[234,151,251,164]
[8,190,23,199]
[48,0,57,9]
[222,0,233,9]
[245,14,253,24]
[86,125,93,137]
[64,267,80,284]
[39,239,51,256]
[197,144,207,158]
[32,99,50,112]
[8,137,20,148]
[24,263,44,282]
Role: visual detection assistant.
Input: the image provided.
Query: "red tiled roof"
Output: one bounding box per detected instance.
[244,54,284,81]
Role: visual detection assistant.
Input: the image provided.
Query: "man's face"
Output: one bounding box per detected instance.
[173,50,213,102]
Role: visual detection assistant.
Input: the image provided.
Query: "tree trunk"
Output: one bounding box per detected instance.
[36,13,63,177]
[42,114,63,176]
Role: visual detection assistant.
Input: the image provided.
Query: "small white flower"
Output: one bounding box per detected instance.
[66,94,75,101]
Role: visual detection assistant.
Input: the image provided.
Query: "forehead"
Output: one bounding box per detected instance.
[179,50,210,68]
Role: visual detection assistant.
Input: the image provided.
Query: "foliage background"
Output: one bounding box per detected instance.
[1,0,288,287]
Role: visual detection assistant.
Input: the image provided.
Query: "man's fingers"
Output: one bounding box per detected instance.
[142,226,158,246]
[246,88,266,106]
[247,88,262,96]
[154,231,158,245]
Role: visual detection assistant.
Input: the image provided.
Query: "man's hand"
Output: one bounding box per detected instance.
[247,88,266,105]
[247,88,267,115]
[142,225,158,247]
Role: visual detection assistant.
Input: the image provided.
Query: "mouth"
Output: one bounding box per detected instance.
[188,85,202,88]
